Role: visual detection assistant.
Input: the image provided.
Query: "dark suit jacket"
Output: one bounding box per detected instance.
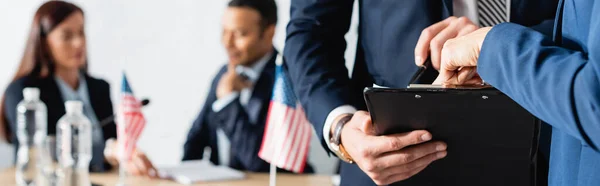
[284,0,557,185]
[477,0,600,185]
[182,51,313,173]
[3,74,117,171]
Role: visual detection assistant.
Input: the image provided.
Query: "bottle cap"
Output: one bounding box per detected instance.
[65,100,83,114]
[22,87,40,101]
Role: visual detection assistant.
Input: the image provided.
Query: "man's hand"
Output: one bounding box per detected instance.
[216,64,252,99]
[105,140,158,178]
[433,27,492,85]
[415,16,479,70]
[338,111,447,185]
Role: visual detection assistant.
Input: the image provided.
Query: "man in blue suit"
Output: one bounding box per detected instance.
[181,0,315,173]
[131,0,315,174]
[433,0,600,185]
[284,0,557,185]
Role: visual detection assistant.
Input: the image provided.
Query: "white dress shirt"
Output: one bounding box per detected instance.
[210,51,273,166]
[322,0,512,153]
[453,0,511,25]
[454,0,480,23]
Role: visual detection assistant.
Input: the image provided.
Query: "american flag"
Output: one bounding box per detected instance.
[258,58,312,173]
[117,73,146,160]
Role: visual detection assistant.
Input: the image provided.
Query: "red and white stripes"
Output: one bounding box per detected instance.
[258,101,312,173]
[117,94,146,160]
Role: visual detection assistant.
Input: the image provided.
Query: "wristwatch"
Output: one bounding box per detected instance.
[329,114,355,164]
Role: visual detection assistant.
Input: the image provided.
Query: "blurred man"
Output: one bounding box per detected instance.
[180,0,314,173]
[113,0,314,176]
[433,0,600,185]
[284,0,556,185]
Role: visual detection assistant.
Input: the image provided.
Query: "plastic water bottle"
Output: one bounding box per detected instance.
[56,101,92,186]
[15,87,48,186]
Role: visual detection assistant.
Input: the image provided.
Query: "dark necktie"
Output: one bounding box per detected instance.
[478,0,509,27]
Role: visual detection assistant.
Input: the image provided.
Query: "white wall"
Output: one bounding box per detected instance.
[0,0,358,174]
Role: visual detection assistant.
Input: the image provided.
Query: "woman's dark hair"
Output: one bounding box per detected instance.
[0,0,85,142]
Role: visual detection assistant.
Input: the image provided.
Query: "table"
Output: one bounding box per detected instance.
[0,168,332,186]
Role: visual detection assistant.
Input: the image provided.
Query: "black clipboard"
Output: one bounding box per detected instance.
[364,86,541,186]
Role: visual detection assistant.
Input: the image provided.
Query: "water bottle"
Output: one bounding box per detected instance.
[15,87,48,186]
[56,101,92,186]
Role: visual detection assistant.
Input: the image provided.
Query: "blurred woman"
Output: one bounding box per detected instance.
[0,1,115,172]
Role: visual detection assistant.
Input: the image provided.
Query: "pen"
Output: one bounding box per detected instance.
[407,57,432,86]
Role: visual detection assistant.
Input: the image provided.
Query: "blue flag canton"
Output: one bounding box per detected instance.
[121,73,134,94]
[271,64,297,108]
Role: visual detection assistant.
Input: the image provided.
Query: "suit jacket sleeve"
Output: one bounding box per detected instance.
[3,80,25,147]
[182,68,224,161]
[182,106,211,161]
[284,0,356,153]
[478,19,600,151]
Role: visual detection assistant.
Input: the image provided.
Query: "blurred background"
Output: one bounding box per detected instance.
[0,0,358,174]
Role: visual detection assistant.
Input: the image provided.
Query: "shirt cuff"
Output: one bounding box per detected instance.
[211,92,240,112]
[323,105,357,153]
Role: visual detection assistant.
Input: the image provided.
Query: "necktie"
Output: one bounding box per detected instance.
[478,0,508,27]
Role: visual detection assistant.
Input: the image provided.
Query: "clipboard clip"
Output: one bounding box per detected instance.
[407,84,493,89]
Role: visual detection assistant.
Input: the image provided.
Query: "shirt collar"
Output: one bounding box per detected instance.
[236,50,273,83]
[54,73,89,102]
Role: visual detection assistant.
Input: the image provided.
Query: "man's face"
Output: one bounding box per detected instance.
[221,7,273,66]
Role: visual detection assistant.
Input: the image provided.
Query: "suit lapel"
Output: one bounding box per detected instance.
[245,52,277,125]
[84,75,103,121]
[442,0,453,17]
[40,77,66,135]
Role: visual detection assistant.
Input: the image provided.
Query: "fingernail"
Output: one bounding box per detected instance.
[436,144,447,151]
[437,151,447,159]
[415,56,423,66]
[421,133,432,141]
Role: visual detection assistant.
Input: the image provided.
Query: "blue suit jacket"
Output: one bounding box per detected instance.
[478,0,600,185]
[181,51,313,173]
[284,0,557,185]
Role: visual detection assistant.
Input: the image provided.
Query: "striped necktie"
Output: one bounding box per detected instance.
[477,0,509,27]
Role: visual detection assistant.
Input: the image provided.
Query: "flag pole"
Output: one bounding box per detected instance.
[116,154,127,186]
[116,109,126,186]
[269,161,277,186]
[269,127,282,186]
[116,132,127,186]
[270,133,282,186]
[268,54,285,186]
